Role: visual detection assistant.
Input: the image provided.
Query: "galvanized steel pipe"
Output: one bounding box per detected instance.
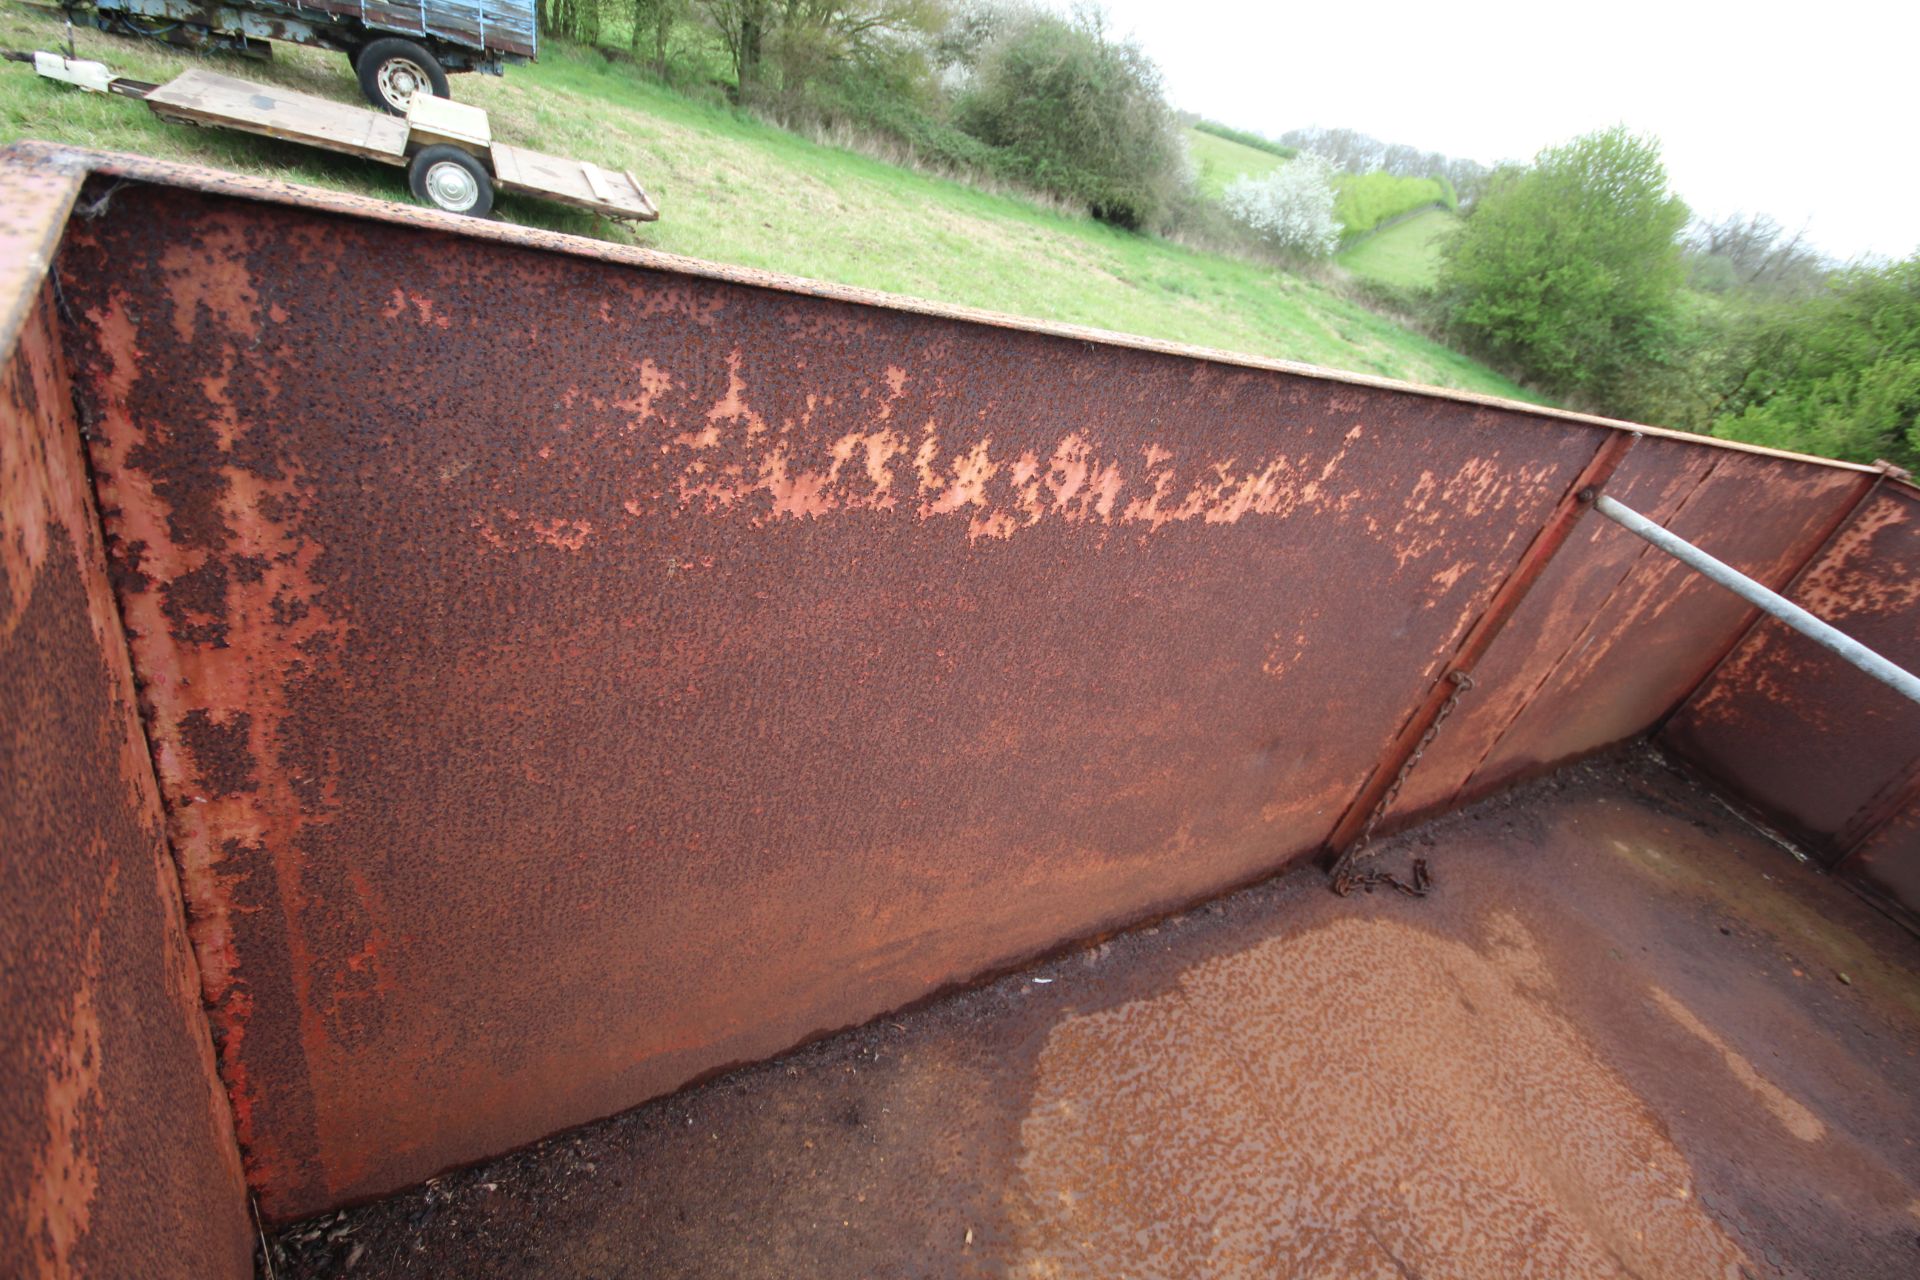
[1591,491,1920,707]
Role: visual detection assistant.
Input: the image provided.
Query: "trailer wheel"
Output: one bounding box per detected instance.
[357,38,449,114]
[409,146,493,217]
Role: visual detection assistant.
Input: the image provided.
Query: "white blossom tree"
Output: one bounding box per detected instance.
[1224,154,1340,259]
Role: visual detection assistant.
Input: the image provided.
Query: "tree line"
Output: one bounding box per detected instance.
[539,1,1191,229]
[1436,127,1918,469]
[1278,126,1491,209]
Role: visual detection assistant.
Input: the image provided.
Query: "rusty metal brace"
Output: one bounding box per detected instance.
[1329,669,1475,893]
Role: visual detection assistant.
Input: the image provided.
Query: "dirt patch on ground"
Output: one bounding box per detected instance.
[1013,911,1749,1278]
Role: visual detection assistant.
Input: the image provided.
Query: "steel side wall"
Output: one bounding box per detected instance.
[21,152,1902,1220]
[1381,438,1871,828]
[53,182,1630,1216]
[0,279,253,1278]
[1662,483,1920,920]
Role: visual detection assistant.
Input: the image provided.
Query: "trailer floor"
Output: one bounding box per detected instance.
[265,750,1920,1279]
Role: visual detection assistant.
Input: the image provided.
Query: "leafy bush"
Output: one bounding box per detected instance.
[1192,120,1296,160]
[1438,127,1690,405]
[1331,171,1452,238]
[1710,257,1920,468]
[1223,153,1340,259]
[808,73,1031,182]
[954,9,1186,228]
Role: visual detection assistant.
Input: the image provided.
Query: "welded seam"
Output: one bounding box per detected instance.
[1830,757,1920,872]
[1439,453,1730,812]
[49,245,257,1195]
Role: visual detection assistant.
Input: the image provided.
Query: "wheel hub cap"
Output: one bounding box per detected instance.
[424,161,480,212]
[378,58,428,108]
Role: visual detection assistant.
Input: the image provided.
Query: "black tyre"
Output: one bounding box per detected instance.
[355,38,449,114]
[408,145,493,217]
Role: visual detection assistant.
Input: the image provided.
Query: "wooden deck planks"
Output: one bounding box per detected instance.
[491,142,658,220]
[145,70,409,164]
[139,70,656,220]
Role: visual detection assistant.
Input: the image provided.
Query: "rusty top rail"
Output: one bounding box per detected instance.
[0,139,1895,485]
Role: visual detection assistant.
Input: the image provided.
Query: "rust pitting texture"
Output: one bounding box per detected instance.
[0,285,251,1278]
[265,753,1920,1279]
[1663,484,1920,891]
[1385,438,1868,830]
[56,180,1616,1216]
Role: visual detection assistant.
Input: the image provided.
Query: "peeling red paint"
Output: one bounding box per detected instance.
[81,264,355,1204]
[1,266,251,1278]
[656,365,1536,548]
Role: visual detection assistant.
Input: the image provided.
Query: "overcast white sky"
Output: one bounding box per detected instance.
[1085,0,1918,261]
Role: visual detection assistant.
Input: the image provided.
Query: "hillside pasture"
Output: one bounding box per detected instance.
[1185,125,1287,198]
[0,10,1532,399]
[1338,207,1461,289]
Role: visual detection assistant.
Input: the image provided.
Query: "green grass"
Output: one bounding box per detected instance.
[1331,171,1453,239]
[1338,208,1460,290]
[1185,125,1287,199]
[0,11,1533,397]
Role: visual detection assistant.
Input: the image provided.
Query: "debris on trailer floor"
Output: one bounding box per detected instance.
[266,750,1920,1279]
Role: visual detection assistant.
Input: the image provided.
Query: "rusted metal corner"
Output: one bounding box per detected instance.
[1,278,254,1277]
[1658,481,1920,900]
[0,146,86,367]
[1325,432,1637,861]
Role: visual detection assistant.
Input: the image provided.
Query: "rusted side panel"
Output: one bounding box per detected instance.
[1662,485,1920,865]
[56,183,1613,1216]
[1838,794,1920,931]
[1405,448,1868,818]
[1327,433,1632,854]
[0,285,251,1278]
[1375,434,1707,825]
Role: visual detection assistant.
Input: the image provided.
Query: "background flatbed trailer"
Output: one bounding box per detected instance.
[20,51,656,219]
[78,0,538,112]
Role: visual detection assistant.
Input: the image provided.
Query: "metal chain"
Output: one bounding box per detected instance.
[1330,669,1476,893]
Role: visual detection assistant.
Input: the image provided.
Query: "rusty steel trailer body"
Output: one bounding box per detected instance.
[2,141,1918,1275]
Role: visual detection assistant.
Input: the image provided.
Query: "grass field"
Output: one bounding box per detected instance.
[1338,207,1460,290]
[0,11,1531,397]
[1185,125,1287,199]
